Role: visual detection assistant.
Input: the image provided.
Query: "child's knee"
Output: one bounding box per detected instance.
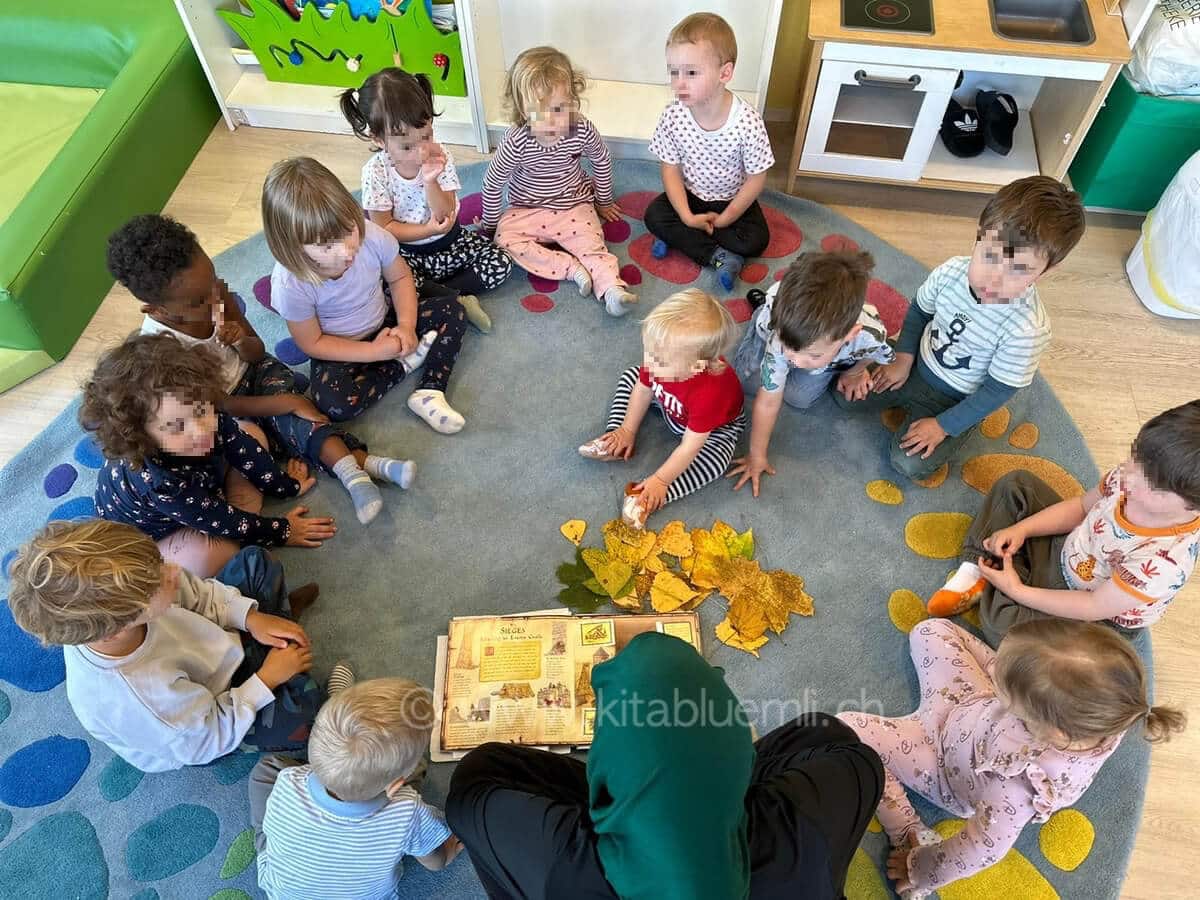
[888,441,940,481]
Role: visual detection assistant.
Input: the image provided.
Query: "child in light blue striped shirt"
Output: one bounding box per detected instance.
[836,176,1084,481]
[251,678,462,900]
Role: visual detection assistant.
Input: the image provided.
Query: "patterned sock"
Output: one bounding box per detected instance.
[401,331,438,374]
[327,660,355,695]
[364,454,416,490]
[569,265,593,297]
[602,286,638,317]
[457,294,492,334]
[331,454,383,524]
[927,561,986,616]
[407,388,465,434]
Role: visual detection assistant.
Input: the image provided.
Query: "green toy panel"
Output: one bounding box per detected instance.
[0,84,104,229]
[220,0,467,94]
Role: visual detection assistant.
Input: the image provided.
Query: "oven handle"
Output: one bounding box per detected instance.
[853,69,922,90]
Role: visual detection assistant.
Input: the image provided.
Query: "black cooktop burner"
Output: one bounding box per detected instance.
[843,0,934,35]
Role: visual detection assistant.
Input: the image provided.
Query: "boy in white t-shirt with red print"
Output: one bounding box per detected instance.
[928,400,1200,644]
[644,13,775,293]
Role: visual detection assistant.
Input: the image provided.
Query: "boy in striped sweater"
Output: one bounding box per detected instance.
[836,176,1085,481]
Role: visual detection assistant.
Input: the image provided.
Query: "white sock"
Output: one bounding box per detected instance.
[943,561,983,592]
[401,331,438,374]
[331,455,383,524]
[569,265,592,297]
[364,454,415,489]
[407,388,465,434]
[603,286,637,317]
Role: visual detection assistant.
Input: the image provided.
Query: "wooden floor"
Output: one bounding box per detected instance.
[2,123,1197,897]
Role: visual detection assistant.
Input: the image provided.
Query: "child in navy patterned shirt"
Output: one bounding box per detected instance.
[81,333,339,578]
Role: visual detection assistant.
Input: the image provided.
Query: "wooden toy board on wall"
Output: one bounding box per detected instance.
[218,0,467,94]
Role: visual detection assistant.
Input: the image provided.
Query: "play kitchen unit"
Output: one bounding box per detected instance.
[788,0,1147,193]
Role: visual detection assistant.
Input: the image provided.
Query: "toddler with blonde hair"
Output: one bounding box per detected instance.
[481,46,637,317]
[579,289,745,525]
[839,617,1184,897]
[251,677,462,899]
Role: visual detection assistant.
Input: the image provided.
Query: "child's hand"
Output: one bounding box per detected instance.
[685,211,718,234]
[426,214,455,238]
[601,426,637,460]
[288,396,330,425]
[886,843,916,895]
[595,201,623,222]
[286,458,315,495]
[899,417,946,459]
[977,552,1024,597]
[872,357,914,393]
[837,368,873,402]
[420,143,447,183]
[390,326,419,357]
[285,506,337,548]
[634,474,669,514]
[257,642,314,690]
[246,610,310,649]
[370,330,404,361]
[984,525,1025,557]
[727,454,776,498]
[212,301,247,347]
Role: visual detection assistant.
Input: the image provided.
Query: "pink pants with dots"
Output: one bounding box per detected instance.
[495,203,624,299]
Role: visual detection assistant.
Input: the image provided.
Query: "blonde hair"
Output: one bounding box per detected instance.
[261,157,365,285]
[6,520,163,646]
[503,46,586,127]
[996,619,1186,747]
[641,289,739,365]
[667,12,738,66]
[309,678,434,801]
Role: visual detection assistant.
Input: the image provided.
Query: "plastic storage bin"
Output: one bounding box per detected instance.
[1069,71,1200,213]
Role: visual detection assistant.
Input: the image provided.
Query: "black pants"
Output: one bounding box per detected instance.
[643,190,770,265]
[445,714,883,900]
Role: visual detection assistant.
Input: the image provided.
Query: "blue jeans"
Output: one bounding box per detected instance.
[732,307,837,410]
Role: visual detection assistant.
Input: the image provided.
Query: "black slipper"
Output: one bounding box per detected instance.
[977,90,1019,156]
[939,99,984,158]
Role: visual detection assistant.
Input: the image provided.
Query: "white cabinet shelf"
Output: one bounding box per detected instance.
[922,114,1040,184]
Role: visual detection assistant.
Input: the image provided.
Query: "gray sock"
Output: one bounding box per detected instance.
[331,455,383,524]
[364,454,415,490]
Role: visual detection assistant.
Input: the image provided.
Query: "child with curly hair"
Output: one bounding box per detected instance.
[481,46,636,317]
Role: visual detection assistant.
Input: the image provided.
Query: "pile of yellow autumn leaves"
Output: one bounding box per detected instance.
[556,518,814,657]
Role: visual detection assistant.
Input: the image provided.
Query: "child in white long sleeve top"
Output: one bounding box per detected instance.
[6,519,326,773]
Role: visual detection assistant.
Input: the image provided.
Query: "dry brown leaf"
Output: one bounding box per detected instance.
[713,556,764,600]
[728,591,769,641]
[715,618,769,657]
[650,571,700,613]
[764,569,814,617]
[654,519,694,558]
[634,571,655,600]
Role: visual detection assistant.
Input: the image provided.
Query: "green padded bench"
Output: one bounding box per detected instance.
[0,2,219,392]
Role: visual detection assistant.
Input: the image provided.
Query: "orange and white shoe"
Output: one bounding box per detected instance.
[927,578,987,617]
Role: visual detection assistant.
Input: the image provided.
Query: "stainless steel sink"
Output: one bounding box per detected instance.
[990,0,1095,45]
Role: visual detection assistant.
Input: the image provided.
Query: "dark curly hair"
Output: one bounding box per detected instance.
[106,214,201,305]
[80,333,226,468]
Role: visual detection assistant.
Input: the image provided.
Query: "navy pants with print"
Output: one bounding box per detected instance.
[217,546,323,754]
[309,282,467,422]
[400,222,512,295]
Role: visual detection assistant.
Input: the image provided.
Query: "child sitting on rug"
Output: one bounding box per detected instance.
[108,215,416,528]
[251,678,462,899]
[480,46,637,317]
[728,250,894,497]
[263,156,469,430]
[579,289,745,527]
[839,617,1184,898]
[341,67,511,333]
[644,12,775,292]
[836,175,1085,482]
[928,400,1200,644]
[6,519,345,772]
[81,334,338,578]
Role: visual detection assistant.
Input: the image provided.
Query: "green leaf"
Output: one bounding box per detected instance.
[555,548,591,586]
[726,528,755,560]
[581,548,634,596]
[582,577,608,596]
[219,828,256,879]
[558,582,609,614]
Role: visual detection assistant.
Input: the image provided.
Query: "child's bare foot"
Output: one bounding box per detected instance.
[568,266,592,297]
[288,582,319,618]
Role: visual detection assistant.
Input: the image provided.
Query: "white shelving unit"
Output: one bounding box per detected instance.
[175,0,783,156]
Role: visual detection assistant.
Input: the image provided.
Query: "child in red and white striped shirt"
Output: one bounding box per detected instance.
[481,46,637,317]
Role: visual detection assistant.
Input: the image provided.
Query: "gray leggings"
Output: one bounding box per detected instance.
[731,307,836,410]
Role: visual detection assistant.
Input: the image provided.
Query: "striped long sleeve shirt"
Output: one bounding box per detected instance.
[480,117,614,229]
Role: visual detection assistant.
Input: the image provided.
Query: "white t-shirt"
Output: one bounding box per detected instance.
[360,149,462,246]
[648,95,775,202]
[141,315,248,392]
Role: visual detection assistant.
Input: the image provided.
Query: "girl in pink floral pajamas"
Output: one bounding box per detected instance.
[838,617,1183,897]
